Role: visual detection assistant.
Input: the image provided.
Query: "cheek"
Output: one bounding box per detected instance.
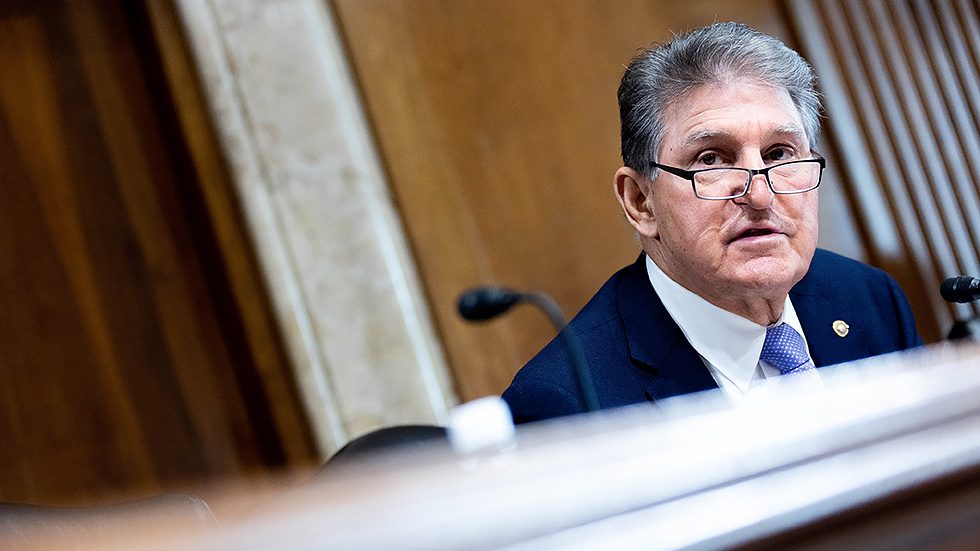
[795,197,820,247]
[662,205,726,254]
[651,186,730,251]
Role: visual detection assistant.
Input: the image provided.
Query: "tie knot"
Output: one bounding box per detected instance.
[760,323,815,376]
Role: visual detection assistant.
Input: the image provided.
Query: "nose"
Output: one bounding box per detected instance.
[735,171,774,209]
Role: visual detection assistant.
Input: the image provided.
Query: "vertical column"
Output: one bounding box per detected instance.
[171,0,456,455]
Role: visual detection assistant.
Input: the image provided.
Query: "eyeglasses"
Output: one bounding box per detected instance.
[650,157,826,200]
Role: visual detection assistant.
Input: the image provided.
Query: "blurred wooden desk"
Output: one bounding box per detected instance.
[13,342,980,550]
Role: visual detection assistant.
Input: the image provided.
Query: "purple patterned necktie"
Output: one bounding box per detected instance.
[760,323,819,382]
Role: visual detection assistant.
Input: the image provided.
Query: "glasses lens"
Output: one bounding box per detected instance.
[769,160,822,192]
[693,169,748,199]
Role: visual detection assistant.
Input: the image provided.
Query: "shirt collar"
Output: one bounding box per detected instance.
[644,255,806,393]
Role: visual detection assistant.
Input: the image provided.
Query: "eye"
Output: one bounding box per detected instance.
[698,153,718,166]
[764,147,794,163]
[693,150,733,168]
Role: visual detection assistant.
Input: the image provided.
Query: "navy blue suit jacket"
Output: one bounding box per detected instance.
[502,249,923,423]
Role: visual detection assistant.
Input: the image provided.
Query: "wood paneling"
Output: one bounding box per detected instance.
[0,0,316,505]
[330,0,794,401]
[138,0,321,463]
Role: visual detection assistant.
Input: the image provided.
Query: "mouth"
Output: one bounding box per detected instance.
[732,226,782,243]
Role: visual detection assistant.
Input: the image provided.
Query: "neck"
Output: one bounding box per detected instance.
[716,296,786,326]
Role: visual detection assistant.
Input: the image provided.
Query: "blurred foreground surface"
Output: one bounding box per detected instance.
[9,341,980,551]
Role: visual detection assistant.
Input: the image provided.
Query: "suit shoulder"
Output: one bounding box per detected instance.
[796,248,922,351]
[565,261,639,332]
[809,248,880,274]
[803,249,896,288]
[502,257,646,422]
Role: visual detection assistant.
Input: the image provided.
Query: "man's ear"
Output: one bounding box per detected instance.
[614,166,658,239]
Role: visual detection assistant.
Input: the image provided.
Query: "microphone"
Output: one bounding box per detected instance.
[457,287,522,321]
[457,286,600,412]
[940,276,980,303]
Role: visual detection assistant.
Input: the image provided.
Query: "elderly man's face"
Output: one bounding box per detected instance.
[640,78,819,314]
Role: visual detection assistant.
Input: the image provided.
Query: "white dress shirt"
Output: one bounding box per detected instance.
[645,256,817,404]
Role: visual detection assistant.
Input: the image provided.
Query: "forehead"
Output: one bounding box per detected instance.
[659,79,807,155]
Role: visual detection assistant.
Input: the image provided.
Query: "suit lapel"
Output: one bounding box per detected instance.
[791,261,872,367]
[616,255,719,402]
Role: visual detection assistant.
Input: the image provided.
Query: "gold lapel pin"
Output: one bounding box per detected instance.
[833,320,849,337]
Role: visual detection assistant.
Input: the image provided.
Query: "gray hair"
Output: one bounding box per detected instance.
[619,22,821,176]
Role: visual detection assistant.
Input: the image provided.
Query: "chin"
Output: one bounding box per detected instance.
[730,256,808,294]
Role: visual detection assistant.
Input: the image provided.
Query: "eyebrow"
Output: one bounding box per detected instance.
[768,124,809,144]
[684,124,809,147]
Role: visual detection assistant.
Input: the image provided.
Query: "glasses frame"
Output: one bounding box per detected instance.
[650,157,826,200]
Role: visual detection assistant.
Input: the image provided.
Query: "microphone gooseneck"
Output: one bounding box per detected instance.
[940,276,980,303]
[457,286,600,413]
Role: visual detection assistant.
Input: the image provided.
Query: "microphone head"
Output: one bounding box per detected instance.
[941,276,980,303]
[457,287,522,321]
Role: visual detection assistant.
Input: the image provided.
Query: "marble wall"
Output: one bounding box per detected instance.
[171,0,457,455]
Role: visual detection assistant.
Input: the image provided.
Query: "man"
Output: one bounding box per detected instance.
[501,22,922,423]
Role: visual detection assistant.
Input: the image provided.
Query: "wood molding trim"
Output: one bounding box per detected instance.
[158,0,456,455]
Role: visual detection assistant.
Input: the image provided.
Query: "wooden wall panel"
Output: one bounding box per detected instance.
[331,0,792,401]
[0,0,316,505]
[138,0,321,462]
